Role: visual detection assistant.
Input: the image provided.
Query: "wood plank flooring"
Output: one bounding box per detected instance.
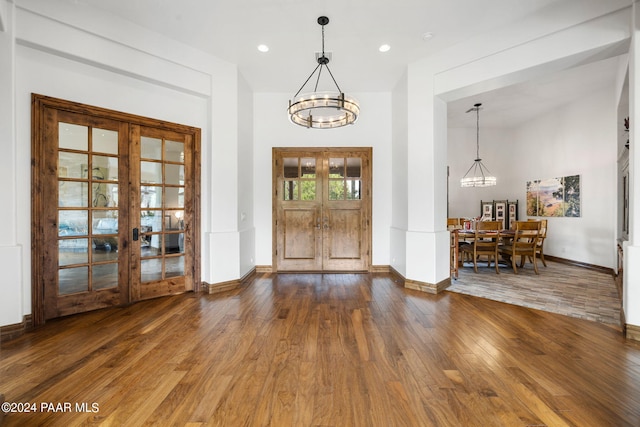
[449,260,622,326]
[2,273,640,426]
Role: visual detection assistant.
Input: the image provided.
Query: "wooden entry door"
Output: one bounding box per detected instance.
[32,95,200,324]
[273,148,371,272]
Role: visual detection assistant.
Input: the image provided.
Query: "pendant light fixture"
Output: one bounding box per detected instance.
[288,16,359,129]
[460,103,497,187]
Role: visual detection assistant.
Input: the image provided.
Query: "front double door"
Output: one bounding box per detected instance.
[273,148,371,272]
[33,95,200,322]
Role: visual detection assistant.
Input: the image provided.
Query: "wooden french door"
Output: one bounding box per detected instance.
[32,95,200,324]
[273,147,371,272]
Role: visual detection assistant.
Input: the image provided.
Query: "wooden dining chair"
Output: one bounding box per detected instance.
[498,220,542,274]
[460,220,502,273]
[528,219,548,266]
[447,217,464,229]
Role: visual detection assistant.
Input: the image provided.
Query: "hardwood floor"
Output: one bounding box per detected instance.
[2,273,640,426]
[449,260,622,326]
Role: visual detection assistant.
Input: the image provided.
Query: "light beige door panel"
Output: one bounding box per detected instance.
[277,206,323,270]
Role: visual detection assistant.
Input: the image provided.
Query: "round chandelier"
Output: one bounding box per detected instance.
[288,16,359,129]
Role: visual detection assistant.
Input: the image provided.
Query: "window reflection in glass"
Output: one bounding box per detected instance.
[92,239,118,262]
[59,267,88,295]
[165,140,184,163]
[141,238,162,256]
[141,136,162,160]
[141,185,162,208]
[92,128,118,154]
[283,158,299,178]
[165,256,184,278]
[346,158,361,178]
[301,158,316,178]
[141,258,162,282]
[329,158,345,178]
[329,181,344,200]
[59,182,88,207]
[58,152,88,178]
[141,161,162,184]
[165,164,184,185]
[92,183,118,208]
[59,239,88,266]
[92,211,118,235]
[165,187,184,208]
[59,123,88,151]
[165,233,182,254]
[164,211,184,231]
[93,155,118,181]
[346,180,362,200]
[93,264,118,290]
[141,211,162,233]
[300,181,316,201]
[283,181,298,200]
[59,210,88,236]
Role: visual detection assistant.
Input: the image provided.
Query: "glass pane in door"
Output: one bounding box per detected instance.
[92,128,118,154]
[57,121,119,296]
[139,134,186,283]
[141,136,162,160]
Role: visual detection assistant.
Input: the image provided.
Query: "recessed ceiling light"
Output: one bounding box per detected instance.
[379,44,391,53]
[257,44,269,53]
[422,32,433,41]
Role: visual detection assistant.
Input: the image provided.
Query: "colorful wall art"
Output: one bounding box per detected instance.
[526,175,580,217]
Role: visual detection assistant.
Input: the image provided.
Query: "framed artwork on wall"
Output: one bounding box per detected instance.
[480,200,494,220]
[526,174,581,217]
[494,200,507,229]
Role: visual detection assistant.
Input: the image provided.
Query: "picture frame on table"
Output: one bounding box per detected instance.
[493,200,507,229]
[480,200,494,220]
[507,200,518,230]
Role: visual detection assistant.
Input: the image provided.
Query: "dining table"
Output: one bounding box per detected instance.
[449,227,516,278]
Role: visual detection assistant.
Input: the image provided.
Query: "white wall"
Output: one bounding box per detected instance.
[238,73,255,278]
[448,127,517,218]
[1,0,241,326]
[448,86,617,268]
[253,92,392,268]
[390,72,409,276]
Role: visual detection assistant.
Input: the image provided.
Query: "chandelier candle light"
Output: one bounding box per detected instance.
[460,103,497,187]
[288,16,359,129]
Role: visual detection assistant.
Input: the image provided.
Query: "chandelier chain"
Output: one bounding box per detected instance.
[287,16,359,129]
[475,106,480,160]
[293,63,321,98]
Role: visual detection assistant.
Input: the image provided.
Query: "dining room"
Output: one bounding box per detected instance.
[444,54,626,328]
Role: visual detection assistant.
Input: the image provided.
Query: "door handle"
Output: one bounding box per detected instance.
[133,227,139,241]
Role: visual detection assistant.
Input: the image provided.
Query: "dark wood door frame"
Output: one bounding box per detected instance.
[31,94,201,326]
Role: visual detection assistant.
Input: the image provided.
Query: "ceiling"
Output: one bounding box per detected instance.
[60,0,628,128]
